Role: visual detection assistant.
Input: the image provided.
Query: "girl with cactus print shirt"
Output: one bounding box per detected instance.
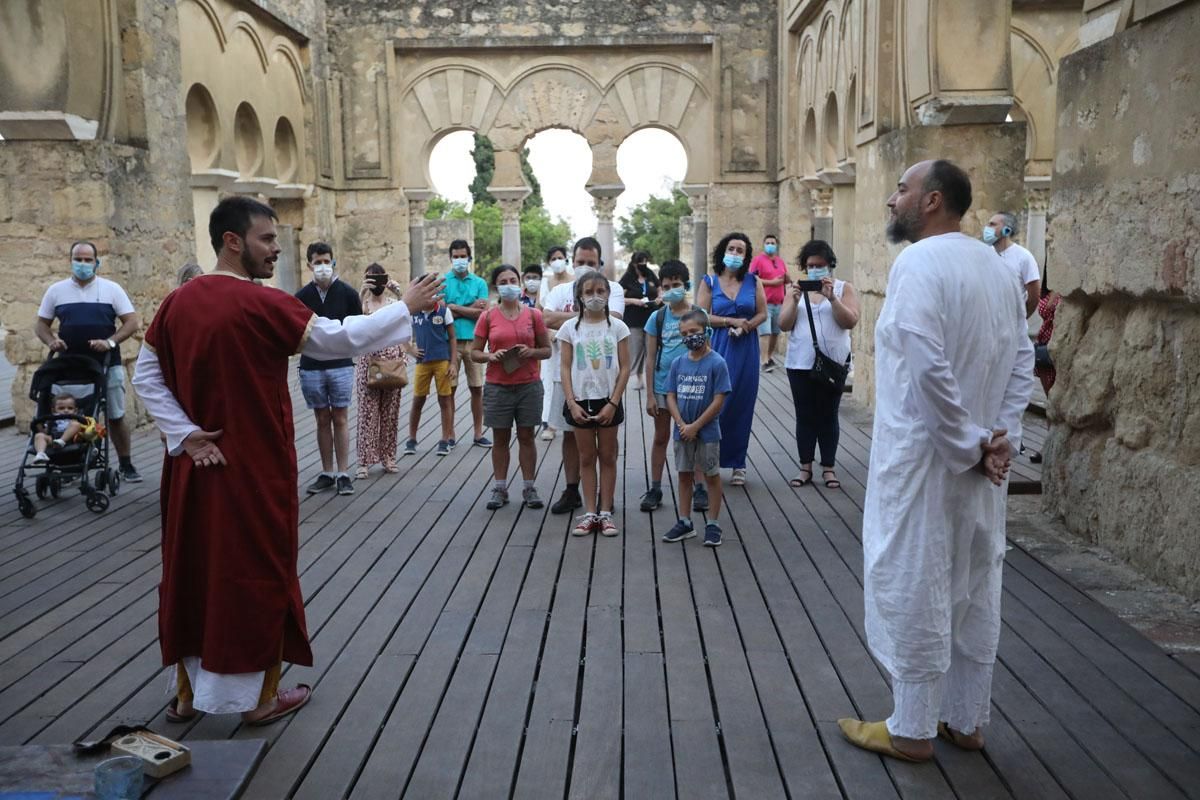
[557,304,631,413]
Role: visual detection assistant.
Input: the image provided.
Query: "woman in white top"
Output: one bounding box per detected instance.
[779,240,860,489]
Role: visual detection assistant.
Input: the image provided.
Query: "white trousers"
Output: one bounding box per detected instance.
[886,652,994,739]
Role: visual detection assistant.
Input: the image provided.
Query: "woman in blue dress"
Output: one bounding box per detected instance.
[696,232,767,486]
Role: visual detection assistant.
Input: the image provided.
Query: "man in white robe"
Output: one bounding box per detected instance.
[838,160,1034,761]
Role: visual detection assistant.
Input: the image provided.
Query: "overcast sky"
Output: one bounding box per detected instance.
[428,128,688,246]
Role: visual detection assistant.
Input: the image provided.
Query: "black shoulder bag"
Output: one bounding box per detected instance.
[802,291,850,391]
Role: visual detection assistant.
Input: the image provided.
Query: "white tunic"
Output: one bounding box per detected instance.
[863,233,1033,682]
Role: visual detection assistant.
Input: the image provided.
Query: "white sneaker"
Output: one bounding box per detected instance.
[541,426,556,441]
[32,452,49,465]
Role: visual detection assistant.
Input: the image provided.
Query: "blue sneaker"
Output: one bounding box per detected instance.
[436,440,450,456]
[662,518,696,543]
[692,484,709,512]
[473,436,492,448]
[703,523,723,547]
[403,439,418,455]
[447,438,456,450]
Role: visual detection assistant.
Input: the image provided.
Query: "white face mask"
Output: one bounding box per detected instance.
[525,278,541,293]
[313,264,333,282]
[549,258,567,274]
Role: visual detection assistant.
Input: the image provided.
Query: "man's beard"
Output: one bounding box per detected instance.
[886,205,920,244]
[242,248,272,279]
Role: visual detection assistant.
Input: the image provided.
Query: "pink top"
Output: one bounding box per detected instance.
[749,253,788,304]
[474,305,548,385]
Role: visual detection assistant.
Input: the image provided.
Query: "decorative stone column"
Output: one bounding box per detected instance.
[406,189,434,283]
[681,184,709,284]
[1025,182,1051,279]
[492,188,529,267]
[587,185,623,275]
[811,187,834,245]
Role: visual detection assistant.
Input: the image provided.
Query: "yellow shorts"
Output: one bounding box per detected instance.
[413,360,454,397]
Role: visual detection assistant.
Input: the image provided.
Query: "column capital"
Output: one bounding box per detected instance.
[491,187,530,224]
[1027,187,1051,214]
[405,188,435,228]
[681,184,708,223]
[592,194,619,223]
[811,187,834,218]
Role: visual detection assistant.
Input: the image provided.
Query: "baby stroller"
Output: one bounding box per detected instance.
[13,353,119,518]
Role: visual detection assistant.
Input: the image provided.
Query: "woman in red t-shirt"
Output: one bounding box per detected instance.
[471,265,552,510]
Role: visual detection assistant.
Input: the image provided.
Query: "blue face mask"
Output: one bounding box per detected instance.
[807,266,831,281]
[982,227,999,245]
[723,253,743,270]
[72,260,95,281]
[497,284,522,301]
[764,244,777,255]
[662,287,687,305]
[451,257,470,274]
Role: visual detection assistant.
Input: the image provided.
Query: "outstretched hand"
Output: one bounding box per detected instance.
[979,428,1012,486]
[403,274,445,313]
[183,429,226,468]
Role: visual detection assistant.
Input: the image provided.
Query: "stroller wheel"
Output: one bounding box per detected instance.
[35,476,49,500]
[107,469,120,498]
[49,476,61,499]
[17,494,36,519]
[86,493,110,513]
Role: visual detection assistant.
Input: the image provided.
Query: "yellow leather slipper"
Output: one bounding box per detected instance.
[837,718,932,763]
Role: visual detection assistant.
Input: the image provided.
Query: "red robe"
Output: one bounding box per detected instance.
[144,273,316,674]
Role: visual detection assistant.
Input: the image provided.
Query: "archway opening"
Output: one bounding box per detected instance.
[822,92,840,170]
[273,117,299,183]
[233,102,263,176]
[185,84,220,172]
[524,127,592,254]
[802,108,818,176]
[614,127,689,269]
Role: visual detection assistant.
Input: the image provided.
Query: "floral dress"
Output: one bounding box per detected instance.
[354,293,408,467]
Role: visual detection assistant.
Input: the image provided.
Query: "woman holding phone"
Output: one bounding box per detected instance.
[354,263,408,476]
[472,265,552,510]
[779,240,859,489]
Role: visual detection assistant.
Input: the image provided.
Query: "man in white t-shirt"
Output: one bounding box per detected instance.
[34,241,143,482]
[539,236,625,514]
[983,212,1040,316]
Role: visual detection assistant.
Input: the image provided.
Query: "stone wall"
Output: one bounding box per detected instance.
[1043,2,1200,599]
[851,123,1027,403]
[0,1,193,429]
[422,219,474,279]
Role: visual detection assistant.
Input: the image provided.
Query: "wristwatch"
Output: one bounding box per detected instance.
[106,339,116,350]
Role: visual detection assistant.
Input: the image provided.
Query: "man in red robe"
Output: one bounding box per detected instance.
[133,196,442,724]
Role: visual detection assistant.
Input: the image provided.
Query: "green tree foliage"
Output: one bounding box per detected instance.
[616,188,692,262]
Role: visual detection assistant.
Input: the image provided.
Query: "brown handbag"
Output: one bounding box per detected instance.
[366,358,408,389]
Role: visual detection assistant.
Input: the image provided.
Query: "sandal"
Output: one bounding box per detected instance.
[244,684,312,727]
[383,459,399,474]
[730,468,746,486]
[165,697,196,723]
[822,469,841,490]
[355,466,370,480]
[789,467,813,488]
[938,721,984,751]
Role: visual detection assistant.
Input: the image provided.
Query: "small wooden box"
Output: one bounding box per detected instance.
[110,731,191,778]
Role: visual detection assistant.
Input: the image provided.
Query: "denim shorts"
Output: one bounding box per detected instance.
[757,303,783,336]
[106,364,127,420]
[299,366,355,409]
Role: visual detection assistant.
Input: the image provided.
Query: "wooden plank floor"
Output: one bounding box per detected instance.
[0,366,1196,800]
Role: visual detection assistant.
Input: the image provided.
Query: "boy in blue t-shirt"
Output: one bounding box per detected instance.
[663,309,732,546]
[641,260,711,513]
[404,301,456,456]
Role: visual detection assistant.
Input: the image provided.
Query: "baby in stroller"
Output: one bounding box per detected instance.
[15,353,117,518]
[31,393,89,464]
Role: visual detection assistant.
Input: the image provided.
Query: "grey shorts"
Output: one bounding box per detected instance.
[675,439,721,477]
[484,381,544,430]
[106,364,126,420]
[758,303,783,336]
